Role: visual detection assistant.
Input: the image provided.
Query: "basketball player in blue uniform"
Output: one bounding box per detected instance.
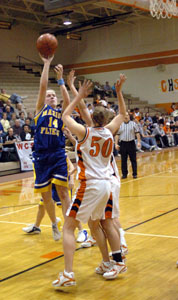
[32,55,71,240]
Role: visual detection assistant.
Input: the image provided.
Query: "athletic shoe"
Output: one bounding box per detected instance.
[176,261,178,268]
[81,236,96,248]
[76,229,88,243]
[149,145,156,151]
[121,245,129,255]
[52,223,61,241]
[156,147,162,150]
[56,217,62,230]
[52,271,76,289]
[95,260,115,275]
[22,224,41,234]
[103,261,127,280]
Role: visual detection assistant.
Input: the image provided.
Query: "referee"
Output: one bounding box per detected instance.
[115,112,141,179]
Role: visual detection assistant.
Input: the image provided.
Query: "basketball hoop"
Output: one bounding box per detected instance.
[150,0,178,19]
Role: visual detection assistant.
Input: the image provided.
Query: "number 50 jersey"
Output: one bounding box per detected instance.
[76,127,114,181]
[33,104,65,152]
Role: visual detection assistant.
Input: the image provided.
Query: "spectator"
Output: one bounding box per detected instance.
[134,108,141,122]
[12,119,22,140]
[99,99,108,108]
[0,89,23,104]
[1,127,19,162]
[0,89,10,103]
[3,99,14,113]
[111,83,117,97]
[19,111,25,127]
[27,112,35,127]
[0,112,10,133]
[9,113,17,127]
[163,122,174,146]
[93,82,105,98]
[152,113,160,124]
[87,103,93,114]
[3,105,13,121]
[103,81,112,97]
[159,113,166,125]
[144,112,153,123]
[14,103,27,118]
[107,102,115,113]
[140,124,161,150]
[152,123,169,148]
[145,119,154,133]
[172,120,178,145]
[9,93,23,104]
[20,124,33,141]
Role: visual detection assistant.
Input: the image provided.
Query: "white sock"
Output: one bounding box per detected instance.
[64,270,74,278]
[119,228,127,246]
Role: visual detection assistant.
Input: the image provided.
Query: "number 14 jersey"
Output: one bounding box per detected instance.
[76,127,114,181]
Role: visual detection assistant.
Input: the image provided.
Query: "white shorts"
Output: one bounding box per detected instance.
[66,179,111,223]
[101,175,120,220]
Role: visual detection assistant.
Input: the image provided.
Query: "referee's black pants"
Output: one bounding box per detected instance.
[120,140,137,177]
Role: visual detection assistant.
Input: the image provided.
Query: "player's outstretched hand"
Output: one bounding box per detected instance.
[115,74,127,93]
[78,80,93,99]
[54,64,63,80]
[67,70,76,87]
[39,53,54,64]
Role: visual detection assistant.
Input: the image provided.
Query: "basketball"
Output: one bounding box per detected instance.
[36,33,58,58]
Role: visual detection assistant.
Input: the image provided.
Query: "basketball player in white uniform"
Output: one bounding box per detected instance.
[52,75,126,289]
[68,70,128,262]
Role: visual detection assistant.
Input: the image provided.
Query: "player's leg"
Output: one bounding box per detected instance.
[22,200,45,234]
[55,185,71,217]
[52,216,78,288]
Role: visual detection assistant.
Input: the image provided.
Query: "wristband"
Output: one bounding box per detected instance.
[57,78,65,85]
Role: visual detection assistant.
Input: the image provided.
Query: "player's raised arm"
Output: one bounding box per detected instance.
[106,74,126,135]
[36,55,54,114]
[62,80,93,140]
[67,70,93,126]
[54,64,70,112]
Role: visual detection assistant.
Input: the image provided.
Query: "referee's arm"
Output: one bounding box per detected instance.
[136,132,141,148]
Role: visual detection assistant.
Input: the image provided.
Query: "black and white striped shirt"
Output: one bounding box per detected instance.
[118,121,139,142]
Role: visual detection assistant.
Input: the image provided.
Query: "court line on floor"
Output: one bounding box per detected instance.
[1,206,178,283]
[121,167,178,184]
[0,248,80,283]
[126,232,178,239]
[124,207,178,231]
[0,205,37,217]
[0,203,39,209]
[0,220,51,227]
[120,193,178,198]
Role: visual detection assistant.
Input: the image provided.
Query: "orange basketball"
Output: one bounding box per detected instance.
[36,33,58,58]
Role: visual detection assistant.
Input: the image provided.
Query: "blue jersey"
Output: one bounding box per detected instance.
[33,104,65,152]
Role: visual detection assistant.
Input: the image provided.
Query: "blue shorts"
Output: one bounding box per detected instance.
[33,150,68,193]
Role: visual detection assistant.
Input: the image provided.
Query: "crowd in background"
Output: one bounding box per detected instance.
[0,91,35,162]
[0,83,178,163]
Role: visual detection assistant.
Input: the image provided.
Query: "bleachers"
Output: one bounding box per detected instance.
[0,62,165,115]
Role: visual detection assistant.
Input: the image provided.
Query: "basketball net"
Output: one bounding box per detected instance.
[150,0,178,19]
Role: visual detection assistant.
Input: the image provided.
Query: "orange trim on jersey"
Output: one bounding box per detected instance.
[78,128,90,145]
[105,193,113,219]
[77,143,87,181]
[69,180,86,218]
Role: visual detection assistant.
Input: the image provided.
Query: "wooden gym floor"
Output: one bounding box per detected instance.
[0,148,178,300]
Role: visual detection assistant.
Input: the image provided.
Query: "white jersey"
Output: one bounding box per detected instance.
[110,154,120,182]
[76,127,114,181]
